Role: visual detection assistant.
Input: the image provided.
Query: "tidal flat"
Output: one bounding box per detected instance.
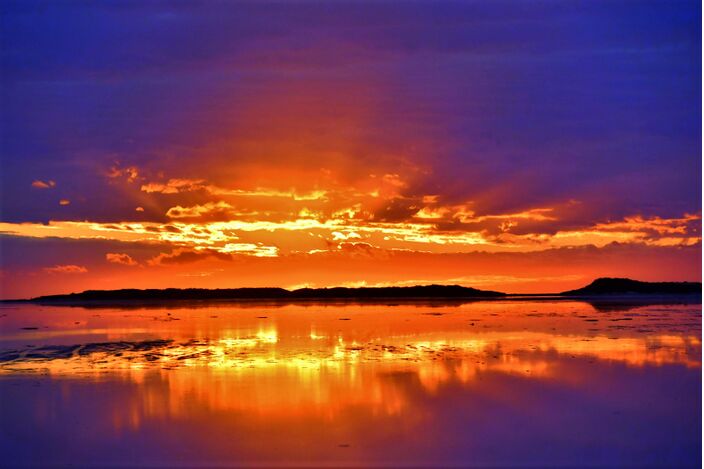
[0,299,700,467]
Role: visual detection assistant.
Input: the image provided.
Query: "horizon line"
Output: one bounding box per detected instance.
[3,277,701,302]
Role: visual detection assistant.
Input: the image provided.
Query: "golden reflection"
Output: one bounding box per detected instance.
[11,328,696,427]
[1,328,699,374]
[0,301,699,425]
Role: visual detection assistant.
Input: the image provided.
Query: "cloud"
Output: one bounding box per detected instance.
[141,178,328,201]
[206,187,328,201]
[219,243,279,257]
[107,164,139,183]
[0,212,699,259]
[381,174,407,188]
[166,201,237,220]
[337,241,384,258]
[141,178,206,194]
[59,199,70,206]
[411,203,558,233]
[3,234,698,298]
[330,231,362,241]
[31,180,55,189]
[147,242,279,266]
[106,252,138,266]
[147,248,233,266]
[593,214,701,236]
[373,197,422,222]
[43,264,88,274]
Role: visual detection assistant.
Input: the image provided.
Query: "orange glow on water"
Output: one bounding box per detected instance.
[1,299,700,466]
[1,300,699,421]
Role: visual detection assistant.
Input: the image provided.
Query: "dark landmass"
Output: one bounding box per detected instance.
[23,284,506,304]
[560,278,702,296]
[1,278,699,305]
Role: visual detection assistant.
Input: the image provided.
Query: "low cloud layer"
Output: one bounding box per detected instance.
[43,264,88,274]
[105,253,138,266]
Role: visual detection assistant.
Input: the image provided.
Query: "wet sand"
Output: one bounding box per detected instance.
[0,299,700,467]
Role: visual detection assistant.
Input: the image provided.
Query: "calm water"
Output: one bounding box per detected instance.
[0,299,700,467]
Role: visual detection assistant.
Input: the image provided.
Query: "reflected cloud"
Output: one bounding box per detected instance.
[1,300,699,426]
[0,299,700,466]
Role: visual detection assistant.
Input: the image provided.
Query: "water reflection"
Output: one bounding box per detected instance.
[0,300,700,467]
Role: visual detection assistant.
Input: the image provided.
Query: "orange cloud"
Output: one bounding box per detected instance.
[43,264,88,274]
[106,253,138,266]
[219,243,279,257]
[141,178,206,194]
[141,177,328,202]
[107,164,139,183]
[593,214,700,235]
[166,201,239,220]
[411,204,557,228]
[59,199,70,206]
[31,180,55,189]
[0,212,699,259]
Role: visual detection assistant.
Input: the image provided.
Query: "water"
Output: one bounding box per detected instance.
[0,299,700,467]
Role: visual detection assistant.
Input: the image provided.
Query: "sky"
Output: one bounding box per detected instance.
[0,0,701,298]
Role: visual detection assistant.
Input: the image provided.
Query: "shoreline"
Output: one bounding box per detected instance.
[2,293,700,308]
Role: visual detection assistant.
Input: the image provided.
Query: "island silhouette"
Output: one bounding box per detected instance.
[8,278,700,304]
[561,277,702,296]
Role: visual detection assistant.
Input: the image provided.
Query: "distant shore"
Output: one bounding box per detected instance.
[2,278,700,305]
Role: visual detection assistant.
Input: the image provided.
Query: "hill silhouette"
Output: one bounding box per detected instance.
[29,284,505,303]
[560,278,701,296]
[8,278,701,304]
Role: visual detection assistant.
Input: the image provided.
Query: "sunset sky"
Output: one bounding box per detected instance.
[0,1,701,298]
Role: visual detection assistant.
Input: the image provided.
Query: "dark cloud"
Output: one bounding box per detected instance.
[373,197,422,222]
[147,248,232,266]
